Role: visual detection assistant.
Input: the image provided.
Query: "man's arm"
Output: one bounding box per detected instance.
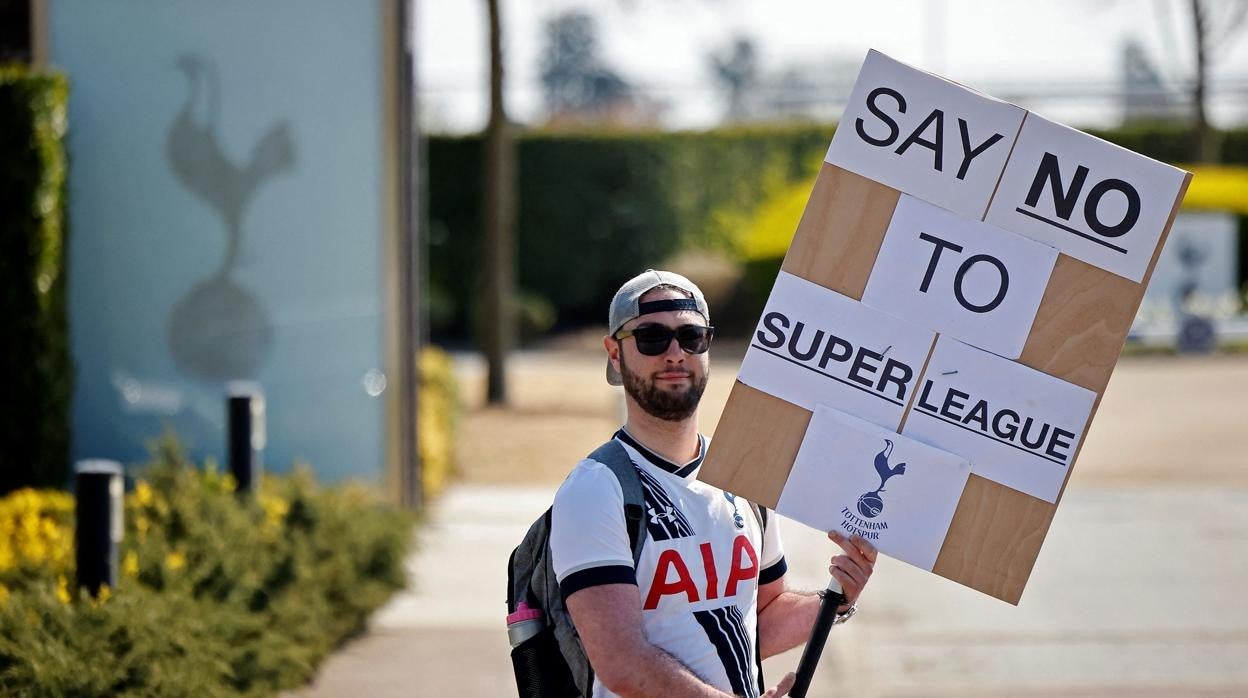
[756,531,877,659]
[566,583,735,697]
[756,580,822,658]
[567,584,797,697]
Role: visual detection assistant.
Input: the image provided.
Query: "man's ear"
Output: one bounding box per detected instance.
[603,335,620,372]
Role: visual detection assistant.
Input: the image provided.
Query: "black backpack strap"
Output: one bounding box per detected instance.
[587,439,648,567]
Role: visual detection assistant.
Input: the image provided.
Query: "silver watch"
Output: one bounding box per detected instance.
[817,590,858,625]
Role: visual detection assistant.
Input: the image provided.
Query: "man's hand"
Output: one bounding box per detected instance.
[827,531,877,609]
[763,671,796,697]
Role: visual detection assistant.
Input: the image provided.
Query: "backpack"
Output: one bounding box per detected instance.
[506,440,646,698]
[505,439,767,697]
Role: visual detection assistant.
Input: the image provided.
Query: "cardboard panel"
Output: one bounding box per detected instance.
[1018,256,1147,393]
[781,164,899,299]
[931,386,1105,604]
[929,475,1054,604]
[699,382,811,510]
[1019,176,1192,393]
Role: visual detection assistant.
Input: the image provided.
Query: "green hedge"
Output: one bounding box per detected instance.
[0,438,410,696]
[428,123,1248,341]
[428,125,830,338]
[0,66,71,495]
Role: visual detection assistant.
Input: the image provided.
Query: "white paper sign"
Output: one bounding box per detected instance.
[738,272,937,430]
[861,194,1059,359]
[825,49,1026,220]
[902,337,1097,503]
[777,404,971,571]
[985,113,1188,282]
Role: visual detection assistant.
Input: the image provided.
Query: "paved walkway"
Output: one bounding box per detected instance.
[299,484,1248,697]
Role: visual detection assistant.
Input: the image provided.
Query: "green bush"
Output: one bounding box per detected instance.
[0,438,410,696]
[0,66,71,495]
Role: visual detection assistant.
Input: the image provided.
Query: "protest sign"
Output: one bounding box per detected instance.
[700,49,1191,603]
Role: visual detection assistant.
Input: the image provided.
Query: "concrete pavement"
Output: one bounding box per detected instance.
[299,484,1248,697]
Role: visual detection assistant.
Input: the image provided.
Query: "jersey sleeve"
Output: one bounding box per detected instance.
[758,507,787,586]
[550,461,637,599]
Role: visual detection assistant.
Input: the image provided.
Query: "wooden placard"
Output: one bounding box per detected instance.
[699,55,1191,604]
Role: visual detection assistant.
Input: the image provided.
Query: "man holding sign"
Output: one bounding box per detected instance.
[551,269,877,697]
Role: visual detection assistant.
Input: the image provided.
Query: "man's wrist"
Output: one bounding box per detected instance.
[816,589,857,622]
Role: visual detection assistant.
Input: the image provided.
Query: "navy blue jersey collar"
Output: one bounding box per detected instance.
[614,429,705,479]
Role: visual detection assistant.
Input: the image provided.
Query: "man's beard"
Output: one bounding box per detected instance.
[619,353,708,422]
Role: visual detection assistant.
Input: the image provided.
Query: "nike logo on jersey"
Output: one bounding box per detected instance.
[643,534,759,610]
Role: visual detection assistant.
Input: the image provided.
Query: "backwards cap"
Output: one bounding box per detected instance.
[606,269,709,386]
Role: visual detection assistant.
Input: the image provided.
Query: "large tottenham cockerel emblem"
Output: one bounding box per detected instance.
[856,439,907,519]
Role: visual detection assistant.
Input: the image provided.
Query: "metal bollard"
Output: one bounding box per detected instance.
[75,459,123,597]
[227,382,266,493]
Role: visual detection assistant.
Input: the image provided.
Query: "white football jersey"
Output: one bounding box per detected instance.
[551,430,787,698]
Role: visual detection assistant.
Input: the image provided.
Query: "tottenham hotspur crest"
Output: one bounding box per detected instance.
[723,492,745,529]
[856,439,906,519]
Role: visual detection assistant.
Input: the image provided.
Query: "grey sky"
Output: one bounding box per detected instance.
[417,0,1248,132]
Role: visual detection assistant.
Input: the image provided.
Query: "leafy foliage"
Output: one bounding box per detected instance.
[0,439,410,696]
[0,66,71,495]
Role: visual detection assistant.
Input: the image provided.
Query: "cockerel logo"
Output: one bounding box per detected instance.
[165,54,297,381]
[856,439,906,519]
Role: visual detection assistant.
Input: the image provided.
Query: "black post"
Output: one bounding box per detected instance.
[74,459,123,597]
[789,580,848,698]
[227,383,265,493]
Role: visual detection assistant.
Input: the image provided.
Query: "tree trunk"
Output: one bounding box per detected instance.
[483,0,515,404]
[1190,0,1216,162]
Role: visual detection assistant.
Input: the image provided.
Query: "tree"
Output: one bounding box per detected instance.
[538,10,632,123]
[1186,0,1246,162]
[483,0,515,404]
[1149,0,1247,161]
[708,36,758,123]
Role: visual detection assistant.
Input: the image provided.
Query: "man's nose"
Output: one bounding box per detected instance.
[662,335,685,361]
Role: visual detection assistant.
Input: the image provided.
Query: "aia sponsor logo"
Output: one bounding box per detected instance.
[643,535,758,610]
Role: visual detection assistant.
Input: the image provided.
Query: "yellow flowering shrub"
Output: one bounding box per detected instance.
[419,346,460,499]
[0,488,74,577]
[0,436,410,695]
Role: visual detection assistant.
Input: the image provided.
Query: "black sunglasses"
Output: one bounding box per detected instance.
[614,324,715,356]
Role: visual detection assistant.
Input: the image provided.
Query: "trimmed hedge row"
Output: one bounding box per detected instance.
[0,66,71,495]
[428,123,1248,340]
[428,126,830,338]
[0,438,410,696]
